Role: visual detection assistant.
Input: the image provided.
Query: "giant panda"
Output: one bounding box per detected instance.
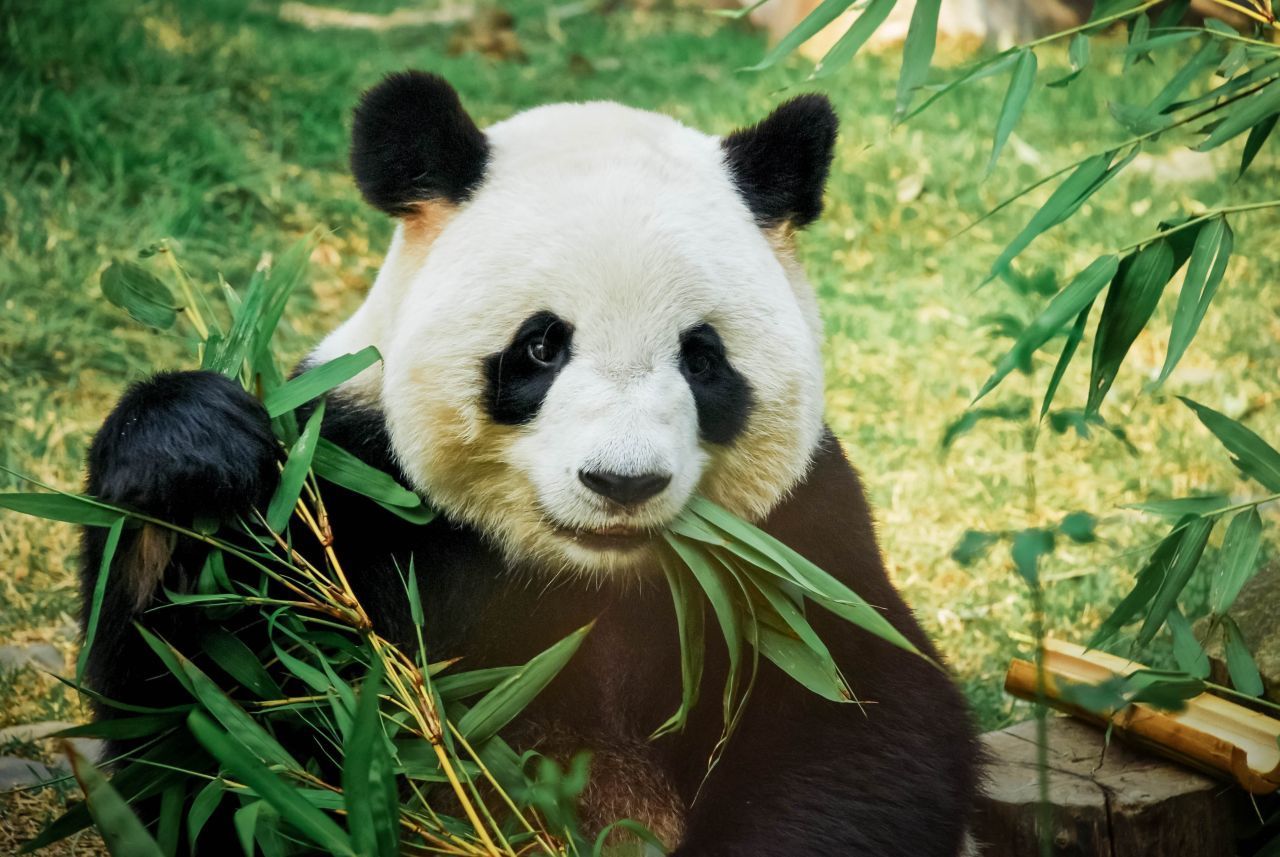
[80,71,978,855]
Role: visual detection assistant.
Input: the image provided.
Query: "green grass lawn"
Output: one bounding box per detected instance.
[2,0,1278,849]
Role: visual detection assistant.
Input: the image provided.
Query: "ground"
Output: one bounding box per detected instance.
[2,0,1278,852]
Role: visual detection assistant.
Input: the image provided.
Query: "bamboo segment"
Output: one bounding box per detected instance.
[1004,638,1280,794]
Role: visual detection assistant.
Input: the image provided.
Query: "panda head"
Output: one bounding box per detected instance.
[318,71,837,575]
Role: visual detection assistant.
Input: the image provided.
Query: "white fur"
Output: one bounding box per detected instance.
[314,101,826,573]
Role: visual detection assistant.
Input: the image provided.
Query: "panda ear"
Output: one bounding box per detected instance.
[721,94,838,230]
[350,71,489,216]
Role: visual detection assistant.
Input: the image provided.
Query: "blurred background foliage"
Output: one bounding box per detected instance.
[1,0,1278,849]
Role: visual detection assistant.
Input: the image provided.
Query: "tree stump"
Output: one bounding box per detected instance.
[973,717,1236,856]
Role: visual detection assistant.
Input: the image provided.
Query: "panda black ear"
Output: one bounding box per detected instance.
[721,94,838,230]
[350,71,489,216]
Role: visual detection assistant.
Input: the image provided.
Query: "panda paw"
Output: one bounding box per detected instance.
[87,371,280,524]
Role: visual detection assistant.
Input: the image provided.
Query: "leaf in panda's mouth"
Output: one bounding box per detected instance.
[653,496,928,766]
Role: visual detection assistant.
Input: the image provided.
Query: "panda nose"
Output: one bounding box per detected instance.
[578,469,672,506]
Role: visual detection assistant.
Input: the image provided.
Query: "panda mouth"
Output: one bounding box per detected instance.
[551,522,657,552]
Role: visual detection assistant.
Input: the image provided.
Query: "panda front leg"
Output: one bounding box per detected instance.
[79,371,278,751]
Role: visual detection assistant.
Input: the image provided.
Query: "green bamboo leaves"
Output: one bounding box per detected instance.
[1211,508,1262,616]
[65,746,165,857]
[988,49,1037,175]
[812,0,897,79]
[973,255,1118,404]
[1158,217,1233,384]
[1087,239,1176,414]
[100,261,179,330]
[894,0,940,119]
[1182,397,1280,492]
[657,496,929,743]
[263,347,381,418]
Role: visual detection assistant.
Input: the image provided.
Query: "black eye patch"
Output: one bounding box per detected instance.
[679,323,753,445]
[483,311,573,425]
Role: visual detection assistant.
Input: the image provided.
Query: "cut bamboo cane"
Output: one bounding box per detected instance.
[1004,637,1280,794]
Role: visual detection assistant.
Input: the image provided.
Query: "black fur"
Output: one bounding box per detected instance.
[350,71,489,215]
[80,373,977,855]
[721,94,838,230]
[80,371,278,728]
[483,311,574,425]
[679,323,752,445]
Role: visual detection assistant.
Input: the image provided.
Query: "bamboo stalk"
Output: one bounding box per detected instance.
[1004,638,1280,794]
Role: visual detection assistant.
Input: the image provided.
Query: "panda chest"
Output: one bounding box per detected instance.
[507,605,690,848]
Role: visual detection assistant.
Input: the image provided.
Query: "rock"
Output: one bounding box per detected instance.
[0,643,64,674]
[0,756,61,790]
[973,717,1236,856]
[1201,560,1280,702]
[0,721,103,763]
[0,721,78,744]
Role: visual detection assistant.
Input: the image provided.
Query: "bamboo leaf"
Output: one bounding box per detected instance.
[1137,515,1214,646]
[263,347,381,417]
[988,49,1037,175]
[1240,113,1277,176]
[1058,511,1097,544]
[100,261,177,330]
[266,398,325,532]
[755,623,849,702]
[686,497,922,656]
[1146,40,1223,116]
[1197,80,1280,151]
[975,255,1118,403]
[1011,528,1055,587]
[987,153,1114,280]
[312,440,421,510]
[1125,494,1229,518]
[951,530,1000,565]
[1087,240,1176,415]
[202,629,283,700]
[744,0,857,71]
[1223,615,1264,696]
[0,492,125,527]
[187,779,224,850]
[941,402,1029,450]
[1159,217,1233,383]
[812,0,898,78]
[65,745,164,857]
[1048,34,1090,88]
[342,657,398,857]
[1167,607,1209,678]
[153,629,303,772]
[206,234,315,378]
[1039,299,1093,419]
[666,536,745,725]
[651,551,706,738]
[1212,508,1263,615]
[187,711,355,856]
[457,623,592,745]
[894,0,940,119]
[78,517,124,682]
[1180,397,1280,491]
[1091,526,1185,647]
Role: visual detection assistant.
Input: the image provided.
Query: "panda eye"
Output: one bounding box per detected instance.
[685,351,712,378]
[527,329,563,367]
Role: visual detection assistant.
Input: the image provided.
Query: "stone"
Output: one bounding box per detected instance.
[0,756,60,790]
[0,721,103,764]
[973,717,1236,856]
[0,643,64,674]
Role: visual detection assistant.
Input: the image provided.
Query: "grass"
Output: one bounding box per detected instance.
[1,0,1278,850]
